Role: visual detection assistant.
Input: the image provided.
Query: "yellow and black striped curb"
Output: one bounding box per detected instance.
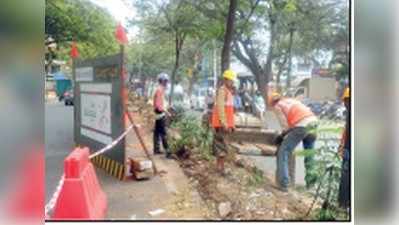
[91,155,125,180]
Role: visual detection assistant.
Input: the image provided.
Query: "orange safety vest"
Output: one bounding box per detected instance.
[211,86,235,128]
[276,98,314,128]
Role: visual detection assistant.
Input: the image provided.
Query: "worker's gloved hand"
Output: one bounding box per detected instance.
[273,133,285,146]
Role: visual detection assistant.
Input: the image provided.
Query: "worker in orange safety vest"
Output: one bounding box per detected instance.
[211,69,237,174]
[153,72,172,158]
[269,92,319,192]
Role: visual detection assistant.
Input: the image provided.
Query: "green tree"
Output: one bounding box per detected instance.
[127,35,175,91]
[129,0,349,103]
[131,0,219,103]
[45,0,119,60]
[231,0,349,104]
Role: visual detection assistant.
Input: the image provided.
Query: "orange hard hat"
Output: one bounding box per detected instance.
[268,92,281,105]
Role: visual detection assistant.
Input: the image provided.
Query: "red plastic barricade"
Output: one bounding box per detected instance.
[52,147,107,220]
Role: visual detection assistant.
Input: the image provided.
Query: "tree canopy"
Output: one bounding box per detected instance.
[45,0,119,60]
[45,0,349,100]
[125,0,348,104]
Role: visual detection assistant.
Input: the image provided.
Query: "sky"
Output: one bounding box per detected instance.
[89,0,137,39]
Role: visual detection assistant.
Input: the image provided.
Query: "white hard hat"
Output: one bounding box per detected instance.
[157,72,169,81]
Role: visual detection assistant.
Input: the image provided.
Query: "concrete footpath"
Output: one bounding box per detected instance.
[99,110,210,220]
[98,154,209,220]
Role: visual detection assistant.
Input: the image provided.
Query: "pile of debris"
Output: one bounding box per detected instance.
[177,151,314,220]
[127,91,318,220]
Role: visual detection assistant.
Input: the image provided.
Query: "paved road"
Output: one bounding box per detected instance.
[45,101,74,202]
[44,101,196,219]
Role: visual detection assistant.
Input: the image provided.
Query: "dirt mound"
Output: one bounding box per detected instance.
[178,153,314,220]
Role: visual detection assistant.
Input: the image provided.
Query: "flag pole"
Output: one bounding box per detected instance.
[115,23,160,176]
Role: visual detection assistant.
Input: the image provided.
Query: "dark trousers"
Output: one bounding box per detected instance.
[212,128,229,157]
[153,116,169,153]
[338,148,350,208]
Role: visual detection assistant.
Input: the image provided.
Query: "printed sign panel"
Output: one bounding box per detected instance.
[76,67,93,81]
[74,54,126,180]
[81,94,111,134]
[80,83,112,94]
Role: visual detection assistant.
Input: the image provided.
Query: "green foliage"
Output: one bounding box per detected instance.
[300,121,347,220]
[127,37,175,79]
[313,207,337,221]
[247,167,265,187]
[294,149,317,157]
[283,0,297,13]
[169,114,214,160]
[130,0,218,97]
[45,0,119,60]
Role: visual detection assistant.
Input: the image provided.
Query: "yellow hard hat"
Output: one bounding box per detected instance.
[342,87,349,100]
[223,69,237,81]
[268,92,281,105]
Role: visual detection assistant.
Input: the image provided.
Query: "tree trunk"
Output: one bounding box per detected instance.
[221,0,237,73]
[276,69,282,92]
[276,55,287,92]
[286,28,294,89]
[169,32,184,105]
[261,19,276,109]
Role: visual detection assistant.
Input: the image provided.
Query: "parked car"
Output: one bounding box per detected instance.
[63,89,74,106]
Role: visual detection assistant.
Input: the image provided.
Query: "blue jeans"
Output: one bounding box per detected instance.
[276,127,317,188]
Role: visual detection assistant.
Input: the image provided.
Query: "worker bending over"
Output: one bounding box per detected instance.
[269,93,318,192]
[211,69,237,174]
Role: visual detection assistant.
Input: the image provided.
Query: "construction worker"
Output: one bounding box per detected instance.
[153,72,171,158]
[211,69,237,174]
[269,92,318,191]
[338,87,350,209]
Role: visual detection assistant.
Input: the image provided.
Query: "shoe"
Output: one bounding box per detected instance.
[218,169,227,176]
[279,186,288,193]
[275,177,289,192]
[166,152,172,159]
[154,150,162,155]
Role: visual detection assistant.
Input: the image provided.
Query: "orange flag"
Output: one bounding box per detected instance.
[70,42,79,59]
[115,23,128,45]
